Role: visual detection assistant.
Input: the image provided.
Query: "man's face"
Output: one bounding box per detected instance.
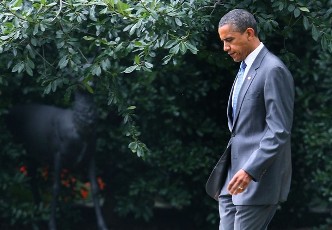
[218,24,252,62]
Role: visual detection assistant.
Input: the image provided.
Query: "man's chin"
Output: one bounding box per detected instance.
[229,54,242,62]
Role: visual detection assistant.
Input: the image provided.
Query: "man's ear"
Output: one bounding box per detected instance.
[246,27,256,40]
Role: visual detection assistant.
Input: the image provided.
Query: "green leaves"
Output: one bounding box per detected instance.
[128,141,148,158]
[10,57,35,76]
[270,0,331,53]
[11,62,25,73]
[174,17,182,26]
[299,6,310,13]
[185,41,198,54]
[303,16,310,30]
[58,56,69,69]
[311,24,320,41]
[123,65,138,74]
[0,0,209,85]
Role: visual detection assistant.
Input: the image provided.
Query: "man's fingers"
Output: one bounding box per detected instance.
[227,169,252,195]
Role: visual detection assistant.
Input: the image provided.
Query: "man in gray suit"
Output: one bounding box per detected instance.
[217,9,295,230]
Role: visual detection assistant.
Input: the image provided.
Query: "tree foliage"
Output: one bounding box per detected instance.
[0,0,332,229]
[0,0,212,159]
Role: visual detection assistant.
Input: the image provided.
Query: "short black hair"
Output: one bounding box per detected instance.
[219,9,258,35]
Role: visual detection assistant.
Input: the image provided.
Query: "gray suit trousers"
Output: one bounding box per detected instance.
[219,195,277,230]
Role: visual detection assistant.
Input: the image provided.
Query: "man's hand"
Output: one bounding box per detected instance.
[227,169,252,195]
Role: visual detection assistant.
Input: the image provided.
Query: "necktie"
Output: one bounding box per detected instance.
[232,61,247,117]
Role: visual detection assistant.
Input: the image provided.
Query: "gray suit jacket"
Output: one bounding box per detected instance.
[221,46,295,205]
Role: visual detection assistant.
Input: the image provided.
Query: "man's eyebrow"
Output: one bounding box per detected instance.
[221,36,234,42]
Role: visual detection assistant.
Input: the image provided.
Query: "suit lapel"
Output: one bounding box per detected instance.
[231,47,269,130]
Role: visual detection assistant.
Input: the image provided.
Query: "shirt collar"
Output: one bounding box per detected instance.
[244,42,264,69]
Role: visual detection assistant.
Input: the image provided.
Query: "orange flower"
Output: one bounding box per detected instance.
[97,177,106,190]
[19,165,28,176]
[61,179,71,188]
[80,188,89,199]
[71,177,77,184]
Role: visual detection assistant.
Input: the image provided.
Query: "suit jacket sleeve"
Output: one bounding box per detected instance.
[242,64,294,182]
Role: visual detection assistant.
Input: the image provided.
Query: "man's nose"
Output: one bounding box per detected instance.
[223,43,230,52]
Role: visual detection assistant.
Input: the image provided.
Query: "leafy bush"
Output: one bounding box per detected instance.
[0,0,332,229]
